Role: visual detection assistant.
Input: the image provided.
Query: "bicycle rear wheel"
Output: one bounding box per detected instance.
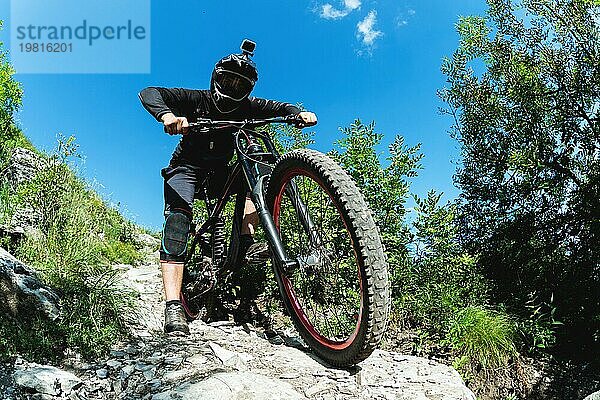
[266,149,390,366]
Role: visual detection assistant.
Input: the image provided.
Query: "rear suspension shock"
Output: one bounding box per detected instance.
[212,217,226,267]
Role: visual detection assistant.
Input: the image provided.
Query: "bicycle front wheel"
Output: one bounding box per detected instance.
[266,149,390,366]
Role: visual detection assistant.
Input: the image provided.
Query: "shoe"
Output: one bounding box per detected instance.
[245,241,271,266]
[164,302,190,335]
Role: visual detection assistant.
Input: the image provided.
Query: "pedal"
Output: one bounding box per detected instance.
[245,242,271,266]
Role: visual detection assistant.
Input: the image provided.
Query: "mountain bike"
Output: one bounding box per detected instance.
[179,115,390,367]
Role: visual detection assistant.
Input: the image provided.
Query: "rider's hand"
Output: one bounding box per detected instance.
[161,112,189,135]
[296,112,317,128]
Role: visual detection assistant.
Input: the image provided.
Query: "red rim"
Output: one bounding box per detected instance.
[272,167,364,351]
[180,291,199,320]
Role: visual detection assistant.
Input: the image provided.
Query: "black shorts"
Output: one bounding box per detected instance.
[159,162,247,262]
[161,162,247,217]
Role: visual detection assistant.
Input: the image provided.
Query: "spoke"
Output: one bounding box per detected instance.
[331,302,346,336]
[319,302,334,337]
[278,171,361,342]
[301,290,317,326]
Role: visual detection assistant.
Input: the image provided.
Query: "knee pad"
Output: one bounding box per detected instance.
[161,211,191,261]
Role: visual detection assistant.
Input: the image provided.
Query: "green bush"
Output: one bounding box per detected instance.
[515,294,561,354]
[101,239,142,265]
[12,136,137,359]
[0,20,33,162]
[0,314,66,362]
[0,180,14,226]
[0,269,132,361]
[394,192,490,340]
[446,306,517,370]
[330,120,422,271]
[57,268,133,357]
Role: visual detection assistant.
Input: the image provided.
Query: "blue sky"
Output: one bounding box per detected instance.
[0,0,487,231]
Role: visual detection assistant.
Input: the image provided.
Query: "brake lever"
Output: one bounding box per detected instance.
[164,125,208,135]
[292,117,310,128]
[187,118,215,134]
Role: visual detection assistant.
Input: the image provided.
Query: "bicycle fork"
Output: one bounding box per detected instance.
[250,175,298,272]
[239,146,322,274]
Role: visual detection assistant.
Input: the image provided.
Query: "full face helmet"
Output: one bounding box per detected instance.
[210,40,258,113]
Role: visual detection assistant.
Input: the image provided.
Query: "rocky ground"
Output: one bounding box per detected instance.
[2,245,600,400]
[1,251,479,400]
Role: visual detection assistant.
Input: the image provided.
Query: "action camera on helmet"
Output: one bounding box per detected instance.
[240,39,256,57]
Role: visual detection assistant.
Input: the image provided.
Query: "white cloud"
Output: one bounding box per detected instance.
[321,4,349,19]
[356,10,383,46]
[396,9,416,28]
[319,0,361,20]
[344,0,361,10]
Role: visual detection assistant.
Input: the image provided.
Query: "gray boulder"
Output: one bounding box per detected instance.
[0,247,60,321]
[133,232,161,265]
[5,207,41,237]
[0,147,45,236]
[134,232,161,251]
[356,350,476,399]
[13,362,81,396]
[585,391,600,400]
[2,147,45,188]
[152,371,305,400]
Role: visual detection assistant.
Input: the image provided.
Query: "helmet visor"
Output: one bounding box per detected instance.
[214,69,254,101]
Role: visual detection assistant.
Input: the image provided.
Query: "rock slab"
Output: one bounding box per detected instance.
[0,247,60,320]
[2,147,45,188]
[152,371,304,400]
[585,391,600,400]
[13,362,81,396]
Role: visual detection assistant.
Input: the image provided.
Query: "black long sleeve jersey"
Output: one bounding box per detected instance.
[139,87,301,167]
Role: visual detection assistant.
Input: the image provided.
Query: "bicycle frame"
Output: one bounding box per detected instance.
[185,119,316,276]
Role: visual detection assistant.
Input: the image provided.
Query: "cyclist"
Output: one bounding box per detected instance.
[139,44,317,335]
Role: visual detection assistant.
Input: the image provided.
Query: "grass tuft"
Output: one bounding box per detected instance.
[446,306,518,370]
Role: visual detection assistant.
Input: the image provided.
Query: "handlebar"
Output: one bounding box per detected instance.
[188,114,302,131]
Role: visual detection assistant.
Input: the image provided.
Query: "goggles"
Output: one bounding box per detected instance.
[213,69,254,101]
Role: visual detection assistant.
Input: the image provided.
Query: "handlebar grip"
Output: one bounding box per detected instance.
[163,125,194,135]
[290,114,314,128]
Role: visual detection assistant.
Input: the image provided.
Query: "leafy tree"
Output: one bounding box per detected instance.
[401,192,489,336]
[0,21,31,159]
[0,21,22,126]
[440,0,600,358]
[331,123,495,360]
[330,120,422,275]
